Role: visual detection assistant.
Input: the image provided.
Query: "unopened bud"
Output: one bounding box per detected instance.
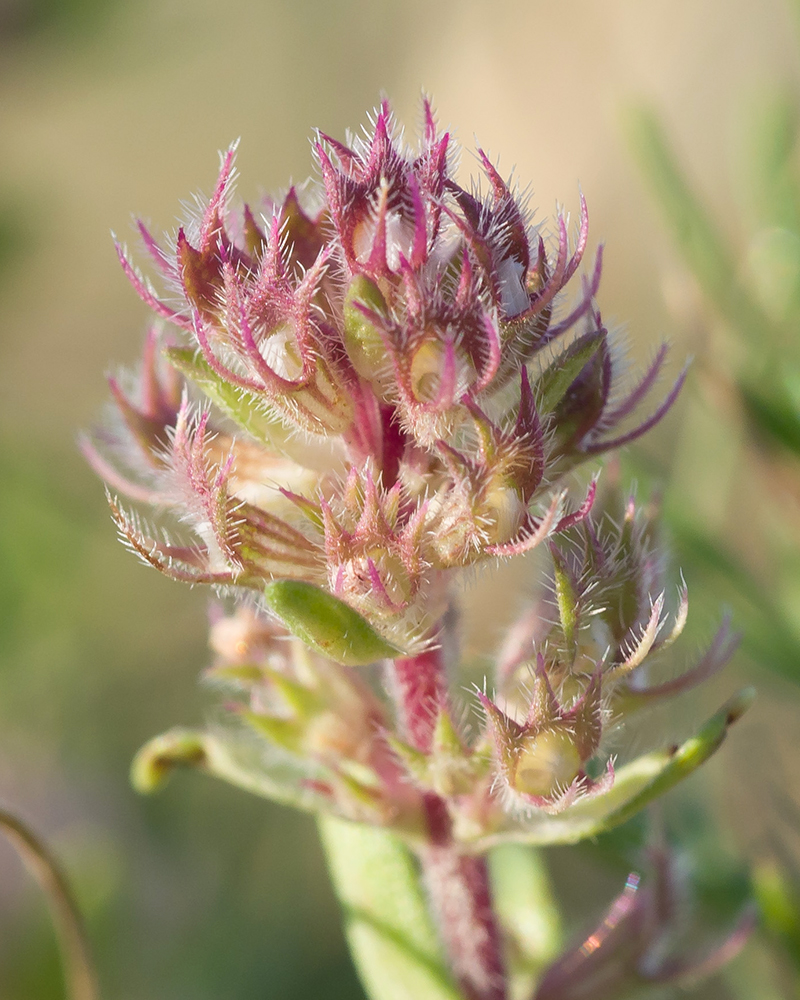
[513,727,582,799]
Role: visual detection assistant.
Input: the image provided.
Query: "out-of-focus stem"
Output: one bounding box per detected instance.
[388,648,507,1000]
[0,809,99,1000]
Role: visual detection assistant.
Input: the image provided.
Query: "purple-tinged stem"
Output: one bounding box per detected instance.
[423,842,507,1000]
[392,649,447,753]
[388,649,508,1000]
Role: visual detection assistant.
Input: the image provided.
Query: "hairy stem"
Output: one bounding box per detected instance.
[392,649,447,752]
[0,809,98,1000]
[422,842,507,1000]
[389,649,507,1000]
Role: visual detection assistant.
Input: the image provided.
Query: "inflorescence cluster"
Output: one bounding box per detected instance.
[85,99,750,1000]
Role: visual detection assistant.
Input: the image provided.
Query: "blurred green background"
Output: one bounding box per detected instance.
[3,0,800,997]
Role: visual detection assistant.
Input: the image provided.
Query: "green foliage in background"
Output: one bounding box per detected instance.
[626,59,800,995]
[626,97,800,686]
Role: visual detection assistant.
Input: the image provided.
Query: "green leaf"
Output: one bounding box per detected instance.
[166,346,285,447]
[131,728,208,792]
[470,689,754,850]
[131,726,321,812]
[264,580,404,666]
[318,816,461,1000]
[534,332,603,414]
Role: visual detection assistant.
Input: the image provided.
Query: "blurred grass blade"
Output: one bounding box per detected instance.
[753,861,800,972]
[0,809,98,1000]
[666,516,800,682]
[625,105,771,345]
[748,92,800,233]
[740,380,800,457]
[318,816,461,1000]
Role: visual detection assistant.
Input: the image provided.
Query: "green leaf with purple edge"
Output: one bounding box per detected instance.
[534,332,603,415]
[165,346,285,447]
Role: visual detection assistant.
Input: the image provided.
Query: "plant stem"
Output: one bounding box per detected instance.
[392,649,447,752]
[422,840,507,1000]
[0,809,99,1000]
[389,650,507,1000]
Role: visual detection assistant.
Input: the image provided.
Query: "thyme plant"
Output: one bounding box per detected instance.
[84,99,753,1000]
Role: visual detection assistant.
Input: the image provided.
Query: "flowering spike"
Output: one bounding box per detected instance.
[89,111,748,995]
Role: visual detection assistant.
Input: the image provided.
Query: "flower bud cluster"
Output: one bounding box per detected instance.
[86,99,683,655]
[479,492,737,815]
[161,492,737,848]
[89,100,740,853]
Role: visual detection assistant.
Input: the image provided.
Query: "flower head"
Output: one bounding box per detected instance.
[91,98,755,1000]
[90,98,745,855]
[88,99,685,656]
